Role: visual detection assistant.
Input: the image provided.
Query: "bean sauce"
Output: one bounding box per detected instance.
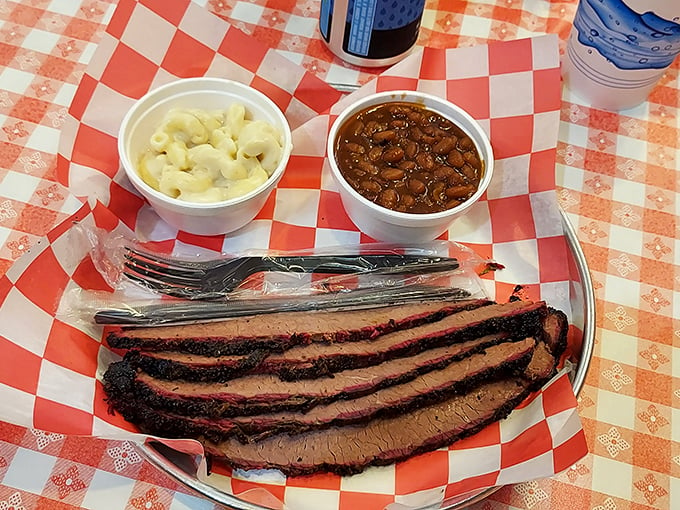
[334,102,484,214]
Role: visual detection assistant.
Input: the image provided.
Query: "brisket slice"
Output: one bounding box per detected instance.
[107,338,536,444]
[107,299,490,356]
[104,334,508,418]
[524,342,557,387]
[203,378,533,477]
[541,307,568,358]
[124,300,547,381]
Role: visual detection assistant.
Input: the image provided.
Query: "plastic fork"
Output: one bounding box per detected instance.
[122,247,460,299]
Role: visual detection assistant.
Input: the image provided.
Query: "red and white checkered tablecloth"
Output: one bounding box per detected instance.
[0,1,678,509]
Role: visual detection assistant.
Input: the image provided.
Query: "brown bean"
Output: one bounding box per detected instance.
[357,160,379,174]
[460,164,479,182]
[447,170,467,186]
[377,189,399,209]
[404,140,419,158]
[407,110,424,123]
[364,120,380,136]
[447,149,465,168]
[381,168,405,180]
[421,134,437,145]
[382,146,404,163]
[458,136,474,150]
[408,179,427,194]
[415,152,435,170]
[345,142,365,154]
[445,198,462,209]
[398,160,417,170]
[445,185,476,199]
[347,120,364,137]
[368,146,383,162]
[390,119,407,128]
[400,194,415,208]
[409,126,424,142]
[431,182,446,202]
[463,151,481,169]
[346,176,361,188]
[373,130,396,143]
[359,180,382,194]
[388,105,407,116]
[433,165,455,180]
[433,137,457,155]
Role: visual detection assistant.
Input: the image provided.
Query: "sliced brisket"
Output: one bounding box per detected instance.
[108,338,536,443]
[203,378,533,476]
[107,299,490,356]
[104,334,508,418]
[124,300,547,381]
[102,299,570,477]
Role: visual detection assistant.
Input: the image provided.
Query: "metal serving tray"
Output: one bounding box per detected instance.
[137,208,595,510]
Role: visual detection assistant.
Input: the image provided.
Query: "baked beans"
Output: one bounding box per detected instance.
[334,102,484,214]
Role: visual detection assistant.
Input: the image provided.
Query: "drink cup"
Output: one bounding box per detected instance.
[562,0,680,110]
[319,0,426,67]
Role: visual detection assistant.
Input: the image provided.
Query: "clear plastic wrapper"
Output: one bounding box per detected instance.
[60,224,497,326]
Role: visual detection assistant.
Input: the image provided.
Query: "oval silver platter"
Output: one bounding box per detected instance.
[137,207,596,510]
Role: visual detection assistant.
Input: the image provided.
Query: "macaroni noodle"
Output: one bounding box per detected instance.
[138,104,283,203]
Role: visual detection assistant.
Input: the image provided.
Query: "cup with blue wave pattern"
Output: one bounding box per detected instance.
[563,0,680,110]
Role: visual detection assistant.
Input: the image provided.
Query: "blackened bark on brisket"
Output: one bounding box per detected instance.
[202,378,533,476]
[109,338,536,444]
[104,334,508,418]
[124,349,269,383]
[123,300,547,382]
[106,299,490,356]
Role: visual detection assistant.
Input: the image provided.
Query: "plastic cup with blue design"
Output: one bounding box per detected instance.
[319,0,425,67]
[563,0,680,110]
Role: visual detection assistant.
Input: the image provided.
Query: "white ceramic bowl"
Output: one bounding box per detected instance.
[327,91,494,243]
[118,77,293,236]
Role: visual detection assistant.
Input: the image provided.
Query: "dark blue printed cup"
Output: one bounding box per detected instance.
[319,0,426,67]
[563,0,680,110]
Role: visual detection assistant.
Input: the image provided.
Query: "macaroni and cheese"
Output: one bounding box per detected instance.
[137,104,283,203]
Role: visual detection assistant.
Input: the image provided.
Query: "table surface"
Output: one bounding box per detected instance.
[0,1,678,509]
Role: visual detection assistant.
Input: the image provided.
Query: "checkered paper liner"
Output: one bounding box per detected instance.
[0,1,587,508]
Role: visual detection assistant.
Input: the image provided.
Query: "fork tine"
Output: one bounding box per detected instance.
[123,248,208,290]
[124,247,207,273]
[123,261,204,289]
[124,247,221,272]
[123,271,184,291]
[123,253,206,282]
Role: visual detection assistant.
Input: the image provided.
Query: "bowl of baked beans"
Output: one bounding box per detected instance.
[327,90,493,242]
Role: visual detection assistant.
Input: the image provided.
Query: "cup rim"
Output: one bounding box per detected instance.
[326,90,494,222]
[118,77,293,211]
